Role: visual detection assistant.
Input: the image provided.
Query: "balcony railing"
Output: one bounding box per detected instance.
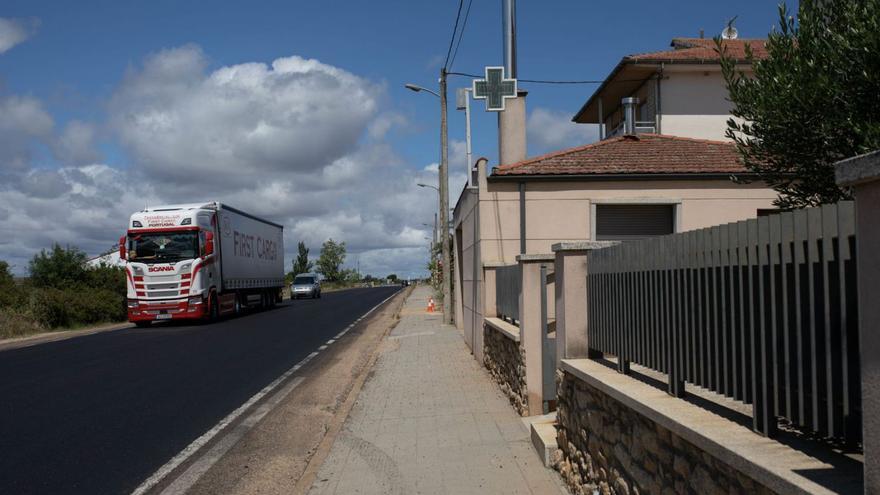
[606,121,657,138]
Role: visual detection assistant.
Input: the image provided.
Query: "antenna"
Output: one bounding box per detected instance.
[722,16,739,40]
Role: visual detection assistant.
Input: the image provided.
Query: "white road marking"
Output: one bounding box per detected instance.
[318,344,328,351]
[326,339,336,345]
[130,288,401,495]
[158,376,305,495]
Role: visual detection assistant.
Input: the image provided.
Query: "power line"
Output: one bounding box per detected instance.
[443,0,465,70]
[447,71,661,85]
[447,0,473,71]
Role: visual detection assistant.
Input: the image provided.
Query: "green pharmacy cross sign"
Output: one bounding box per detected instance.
[472,66,517,112]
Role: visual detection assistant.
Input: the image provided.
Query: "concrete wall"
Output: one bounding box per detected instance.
[480,179,776,265]
[600,66,748,141]
[453,185,480,357]
[659,68,737,141]
[555,369,774,495]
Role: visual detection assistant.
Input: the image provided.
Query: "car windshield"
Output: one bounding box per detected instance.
[128,231,199,264]
[294,276,315,284]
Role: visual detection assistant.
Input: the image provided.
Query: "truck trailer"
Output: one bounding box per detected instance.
[120,202,284,326]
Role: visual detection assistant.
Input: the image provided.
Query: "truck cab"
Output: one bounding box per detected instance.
[122,204,220,326]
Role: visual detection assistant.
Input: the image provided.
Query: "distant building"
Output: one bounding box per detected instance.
[86,251,125,268]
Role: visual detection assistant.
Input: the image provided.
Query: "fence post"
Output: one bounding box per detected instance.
[552,242,619,368]
[836,150,880,494]
[517,253,555,415]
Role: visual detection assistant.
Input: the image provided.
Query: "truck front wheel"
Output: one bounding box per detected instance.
[209,294,219,322]
[134,321,151,328]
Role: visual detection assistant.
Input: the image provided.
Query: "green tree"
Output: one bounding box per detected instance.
[720,0,880,208]
[292,241,314,275]
[29,245,88,288]
[0,261,13,288]
[386,274,398,282]
[316,239,346,282]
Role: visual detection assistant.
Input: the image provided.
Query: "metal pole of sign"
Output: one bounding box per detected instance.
[502,0,517,79]
[465,90,473,187]
[456,88,474,188]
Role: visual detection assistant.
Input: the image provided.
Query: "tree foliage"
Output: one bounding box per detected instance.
[292,241,313,276]
[720,0,880,208]
[29,245,89,288]
[316,239,346,282]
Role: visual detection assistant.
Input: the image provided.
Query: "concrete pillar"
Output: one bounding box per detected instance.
[517,253,555,414]
[479,264,505,364]
[835,150,880,495]
[498,90,527,165]
[552,242,620,369]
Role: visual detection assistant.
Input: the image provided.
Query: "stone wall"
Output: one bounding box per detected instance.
[553,370,776,495]
[483,323,528,416]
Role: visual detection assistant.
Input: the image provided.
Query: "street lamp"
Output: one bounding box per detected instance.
[405,72,452,325]
[405,83,440,98]
[417,182,439,192]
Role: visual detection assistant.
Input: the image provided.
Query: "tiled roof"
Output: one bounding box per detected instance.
[492,134,747,177]
[626,38,768,63]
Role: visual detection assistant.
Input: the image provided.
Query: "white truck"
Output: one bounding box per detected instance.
[120,202,284,326]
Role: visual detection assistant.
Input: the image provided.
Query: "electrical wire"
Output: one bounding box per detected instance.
[447,71,661,85]
[443,0,465,70]
[447,0,473,71]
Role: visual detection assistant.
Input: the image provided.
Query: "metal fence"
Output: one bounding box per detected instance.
[496,264,521,324]
[586,202,860,442]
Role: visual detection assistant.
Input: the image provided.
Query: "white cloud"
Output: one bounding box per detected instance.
[423,162,439,173]
[527,107,599,154]
[368,112,407,140]
[109,45,379,189]
[0,46,447,277]
[0,95,54,172]
[0,17,36,54]
[54,120,102,165]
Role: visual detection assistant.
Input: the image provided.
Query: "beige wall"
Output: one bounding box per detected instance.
[601,66,750,141]
[659,68,737,141]
[452,181,482,359]
[478,179,776,266]
[451,159,777,362]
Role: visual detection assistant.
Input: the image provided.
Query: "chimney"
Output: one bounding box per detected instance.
[622,97,639,136]
[498,90,527,164]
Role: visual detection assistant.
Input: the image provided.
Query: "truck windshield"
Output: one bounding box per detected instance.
[294,276,315,284]
[128,231,199,264]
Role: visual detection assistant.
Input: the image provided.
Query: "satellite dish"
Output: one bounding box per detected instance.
[722,16,739,40]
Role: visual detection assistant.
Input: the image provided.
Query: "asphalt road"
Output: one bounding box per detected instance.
[0,286,401,495]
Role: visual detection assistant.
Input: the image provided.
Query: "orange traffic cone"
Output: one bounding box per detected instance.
[427,297,435,313]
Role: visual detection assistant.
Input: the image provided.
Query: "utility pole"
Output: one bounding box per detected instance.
[439,67,452,324]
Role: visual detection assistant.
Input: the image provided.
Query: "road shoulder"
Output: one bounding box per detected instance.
[0,321,133,352]
[173,286,411,495]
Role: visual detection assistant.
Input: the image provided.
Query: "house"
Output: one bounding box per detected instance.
[573,37,768,141]
[451,35,777,360]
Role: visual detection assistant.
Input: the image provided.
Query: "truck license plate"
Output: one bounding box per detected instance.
[156,314,172,320]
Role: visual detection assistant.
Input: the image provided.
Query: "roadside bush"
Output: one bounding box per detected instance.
[0,307,45,339]
[28,288,126,329]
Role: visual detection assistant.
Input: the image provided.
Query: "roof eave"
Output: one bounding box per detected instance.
[488,172,758,182]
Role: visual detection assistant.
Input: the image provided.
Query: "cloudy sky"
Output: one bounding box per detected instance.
[0,1,782,277]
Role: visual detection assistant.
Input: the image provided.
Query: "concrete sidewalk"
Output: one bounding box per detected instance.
[308,285,565,495]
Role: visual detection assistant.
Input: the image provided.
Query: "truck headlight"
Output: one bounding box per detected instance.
[188,296,203,305]
[127,300,139,309]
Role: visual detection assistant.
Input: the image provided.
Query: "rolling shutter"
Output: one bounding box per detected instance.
[595,204,674,241]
